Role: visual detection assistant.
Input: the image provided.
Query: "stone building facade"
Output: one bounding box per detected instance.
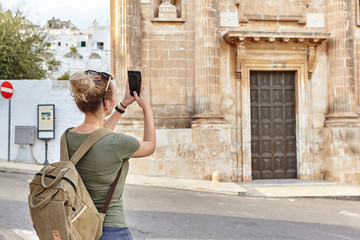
[110,0,360,184]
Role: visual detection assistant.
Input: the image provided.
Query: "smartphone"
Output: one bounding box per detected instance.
[127,70,142,97]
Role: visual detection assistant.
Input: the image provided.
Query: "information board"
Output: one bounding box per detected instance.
[37,104,55,140]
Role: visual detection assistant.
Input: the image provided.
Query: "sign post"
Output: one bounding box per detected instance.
[1,81,14,162]
[37,104,55,165]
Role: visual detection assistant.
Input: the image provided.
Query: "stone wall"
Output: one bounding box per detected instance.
[139,0,195,128]
[122,124,235,181]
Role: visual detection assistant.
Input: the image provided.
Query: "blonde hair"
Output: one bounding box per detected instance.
[69,71,114,113]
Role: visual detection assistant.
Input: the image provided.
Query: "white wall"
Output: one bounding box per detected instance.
[0,80,83,164]
[47,25,111,79]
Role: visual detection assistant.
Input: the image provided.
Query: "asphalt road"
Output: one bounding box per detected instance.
[0,171,360,240]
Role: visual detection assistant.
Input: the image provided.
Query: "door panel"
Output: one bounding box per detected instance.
[251,71,297,179]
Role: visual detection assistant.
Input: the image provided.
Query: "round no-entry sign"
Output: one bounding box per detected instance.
[1,81,14,99]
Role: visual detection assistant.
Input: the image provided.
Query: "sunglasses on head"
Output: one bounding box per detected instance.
[84,70,113,107]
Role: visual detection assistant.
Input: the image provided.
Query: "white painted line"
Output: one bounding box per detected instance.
[12,229,38,240]
[339,210,360,219]
[254,186,360,197]
[0,87,13,93]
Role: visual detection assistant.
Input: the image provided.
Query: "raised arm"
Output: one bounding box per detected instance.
[104,83,135,130]
[131,87,156,158]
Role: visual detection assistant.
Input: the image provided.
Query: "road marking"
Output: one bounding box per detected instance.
[339,210,360,219]
[12,229,38,240]
[328,233,354,240]
[254,185,360,197]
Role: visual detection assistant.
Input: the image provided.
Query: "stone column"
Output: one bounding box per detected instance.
[192,0,224,124]
[110,0,142,117]
[326,0,359,124]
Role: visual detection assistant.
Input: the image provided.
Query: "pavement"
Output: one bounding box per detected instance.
[1,160,360,200]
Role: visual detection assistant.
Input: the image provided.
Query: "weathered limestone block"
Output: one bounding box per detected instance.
[324,128,360,156]
[323,127,360,184]
[127,125,234,181]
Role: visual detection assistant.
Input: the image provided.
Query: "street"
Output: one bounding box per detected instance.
[0,172,360,240]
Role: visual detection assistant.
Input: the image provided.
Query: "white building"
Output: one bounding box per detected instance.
[44,18,110,79]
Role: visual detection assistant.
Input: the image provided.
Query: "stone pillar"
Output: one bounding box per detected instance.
[192,0,224,124]
[110,0,142,117]
[326,0,359,124]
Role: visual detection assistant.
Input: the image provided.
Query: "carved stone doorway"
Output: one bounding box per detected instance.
[250,71,297,179]
[223,31,329,181]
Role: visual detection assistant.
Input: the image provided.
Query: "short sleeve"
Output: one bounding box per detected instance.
[114,134,140,161]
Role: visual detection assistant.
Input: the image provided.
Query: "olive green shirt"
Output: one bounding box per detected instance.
[66,130,140,228]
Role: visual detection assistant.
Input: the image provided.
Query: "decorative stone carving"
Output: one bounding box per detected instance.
[236,42,245,79]
[307,44,316,79]
[151,0,185,22]
[159,0,177,18]
[223,31,330,80]
[162,0,174,4]
[236,0,308,24]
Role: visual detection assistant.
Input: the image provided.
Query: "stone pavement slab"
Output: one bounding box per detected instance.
[0,160,43,174]
[126,174,247,196]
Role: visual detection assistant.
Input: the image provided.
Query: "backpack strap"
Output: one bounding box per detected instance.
[60,127,73,162]
[100,167,122,214]
[60,127,113,165]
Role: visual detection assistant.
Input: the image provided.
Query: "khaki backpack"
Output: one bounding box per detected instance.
[28,128,121,240]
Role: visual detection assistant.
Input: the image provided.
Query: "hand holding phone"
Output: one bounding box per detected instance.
[128,71,142,97]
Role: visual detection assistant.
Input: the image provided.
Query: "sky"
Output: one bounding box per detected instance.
[0,0,110,29]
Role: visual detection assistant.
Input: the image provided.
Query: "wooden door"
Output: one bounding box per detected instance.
[251,71,297,179]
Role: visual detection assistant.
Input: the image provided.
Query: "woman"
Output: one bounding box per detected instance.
[67,70,156,240]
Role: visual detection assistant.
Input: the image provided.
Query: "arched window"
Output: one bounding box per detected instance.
[89,53,101,59]
[64,52,83,59]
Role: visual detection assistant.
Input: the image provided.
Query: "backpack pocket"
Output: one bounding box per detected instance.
[30,199,70,240]
[70,196,104,240]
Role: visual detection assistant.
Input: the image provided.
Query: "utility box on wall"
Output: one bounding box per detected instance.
[15,126,36,145]
[14,126,36,163]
